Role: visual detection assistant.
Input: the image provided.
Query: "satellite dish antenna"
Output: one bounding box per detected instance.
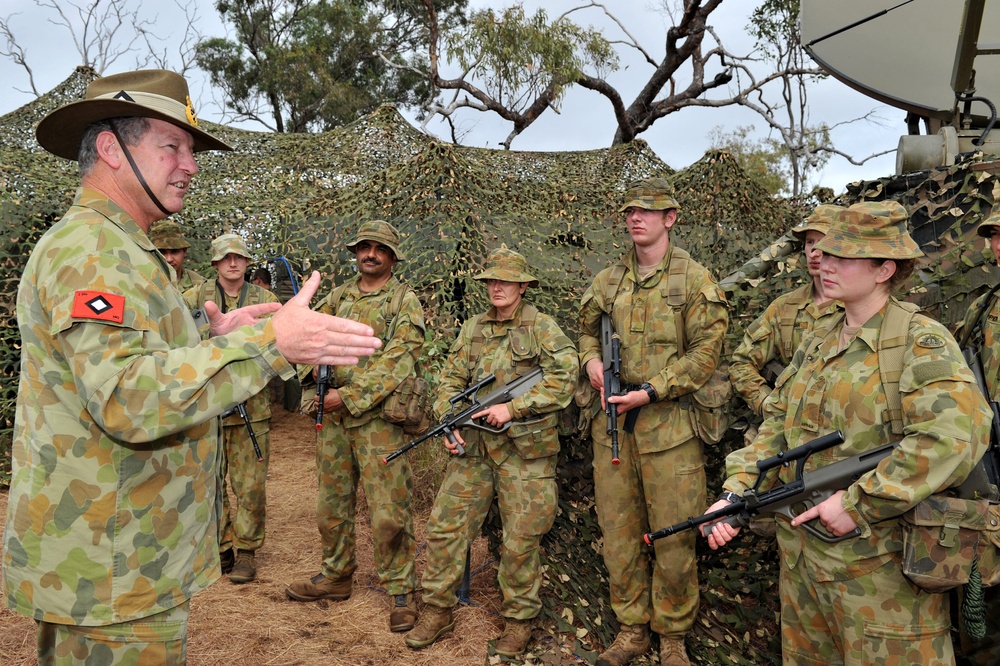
[800,0,1000,173]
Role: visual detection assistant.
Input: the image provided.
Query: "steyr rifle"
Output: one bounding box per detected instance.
[383,366,543,464]
[601,314,624,466]
[221,401,263,462]
[315,364,332,431]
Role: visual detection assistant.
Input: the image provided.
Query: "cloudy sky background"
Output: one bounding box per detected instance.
[0,0,903,192]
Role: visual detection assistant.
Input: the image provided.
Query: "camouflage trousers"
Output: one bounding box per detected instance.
[420,442,557,619]
[36,600,188,666]
[317,416,416,594]
[219,422,270,552]
[592,433,705,637]
[780,557,954,665]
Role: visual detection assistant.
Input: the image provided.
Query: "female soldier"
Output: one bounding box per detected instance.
[706,201,991,665]
[404,246,578,657]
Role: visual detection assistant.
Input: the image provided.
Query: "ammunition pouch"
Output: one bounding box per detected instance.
[507,412,560,460]
[381,375,433,436]
[900,494,994,592]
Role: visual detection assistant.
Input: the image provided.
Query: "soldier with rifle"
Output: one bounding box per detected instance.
[706,202,991,664]
[284,220,425,634]
[405,246,577,657]
[953,210,1000,665]
[578,178,728,666]
[185,232,280,584]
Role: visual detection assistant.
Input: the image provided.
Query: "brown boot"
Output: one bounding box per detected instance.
[285,573,352,602]
[596,624,651,666]
[404,604,455,649]
[228,550,256,584]
[495,618,533,657]
[659,636,691,666]
[389,593,418,633]
[219,548,235,575]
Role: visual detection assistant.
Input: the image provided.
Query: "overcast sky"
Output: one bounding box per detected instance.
[0,0,902,193]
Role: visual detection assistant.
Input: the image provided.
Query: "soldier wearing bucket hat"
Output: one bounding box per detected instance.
[578,178,727,666]
[149,219,206,292]
[4,69,381,663]
[406,245,577,657]
[709,199,990,664]
[287,219,426,633]
[955,209,1000,664]
[731,204,844,425]
[185,232,280,585]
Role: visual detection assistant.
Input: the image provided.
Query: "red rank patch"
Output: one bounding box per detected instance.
[71,291,126,323]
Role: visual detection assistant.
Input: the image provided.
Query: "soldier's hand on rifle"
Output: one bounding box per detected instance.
[608,388,650,414]
[790,490,856,536]
[703,498,740,551]
[314,387,344,413]
[472,404,512,429]
[586,358,605,395]
[443,429,466,455]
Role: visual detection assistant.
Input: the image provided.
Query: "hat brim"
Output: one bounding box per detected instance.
[474,268,539,287]
[346,237,405,261]
[36,98,232,161]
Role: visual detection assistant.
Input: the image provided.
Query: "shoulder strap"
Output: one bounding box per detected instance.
[323,282,350,315]
[384,280,411,343]
[960,282,1000,349]
[778,286,810,360]
[668,248,690,354]
[879,300,919,436]
[604,263,628,310]
[467,313,488,373]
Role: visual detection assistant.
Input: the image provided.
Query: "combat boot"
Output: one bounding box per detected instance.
[389,593,418,633]
[219,548,235,575]
[659,636,691,666]
[285,573,352,602]
[228,550,256,584]
[495,618,533,657]
[404,604,455,649]
[596,624,650,666]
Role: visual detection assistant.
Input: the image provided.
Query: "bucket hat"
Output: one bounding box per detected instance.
[36,69,232,160]
[791,204,843,241]
[211,233,252,262]
[814,201,923,260]
[149,220,192,250]
[345,220,405,261]
[619,178,680,213]
[474,244,539,287]
[976,211,1000,238]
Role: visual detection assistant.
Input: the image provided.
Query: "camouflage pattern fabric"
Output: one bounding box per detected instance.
[313,274,424,591]
[955,293,1000,665]
[3,188,293,627]
[724,298,991,660]
[37,600,189,666]
[421,300,577,618]
[780,560,953,665]
[578,245,726,637]
[729,283,842,417]
[184,281,278,553]
[176,267,206,293]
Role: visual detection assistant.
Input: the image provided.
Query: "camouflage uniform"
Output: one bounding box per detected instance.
[184,272,279,555]
[148,219,206,293]
[3,188,292,634]
[723,202,991,665]
[953,212,1000,665]
[420,251,578,620]
[579,243,728,638]
[314,272,425,594]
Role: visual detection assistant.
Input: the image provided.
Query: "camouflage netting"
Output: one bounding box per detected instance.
[2,67,998,664]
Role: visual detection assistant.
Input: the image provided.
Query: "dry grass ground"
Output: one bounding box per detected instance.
[0,410,505,666]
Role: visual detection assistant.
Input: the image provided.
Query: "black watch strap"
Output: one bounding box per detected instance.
[718,490,741,504]
[640,382,657,403]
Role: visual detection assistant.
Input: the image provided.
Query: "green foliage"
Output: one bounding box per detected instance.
[708,126,788,196]
[446,5,618,113]
[197,0,468,132]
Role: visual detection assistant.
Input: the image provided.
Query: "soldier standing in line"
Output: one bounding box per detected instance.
[149,219,207,292]
[730,204,844,440]
[954,211,1000,666]
[285,220,425,633]
[184,233,281,584]
[707,201,991,664]
[404,245,578,657]
[578,178,728,666]
[1,69,379,664]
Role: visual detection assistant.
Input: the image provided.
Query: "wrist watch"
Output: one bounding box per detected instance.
[639,382,657,403]
[717,490,740,504]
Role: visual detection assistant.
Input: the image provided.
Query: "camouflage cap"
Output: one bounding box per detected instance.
[618,177,680,213]
[345,219,405,261]
[474,244,539,287]
[790,204,843,241]
[210,233,252,262]
[148,220,192,250]
[814,201,923,260]
[976,211,1000,238]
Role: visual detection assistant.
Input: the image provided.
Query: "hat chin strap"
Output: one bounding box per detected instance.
[109,120,172,218]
